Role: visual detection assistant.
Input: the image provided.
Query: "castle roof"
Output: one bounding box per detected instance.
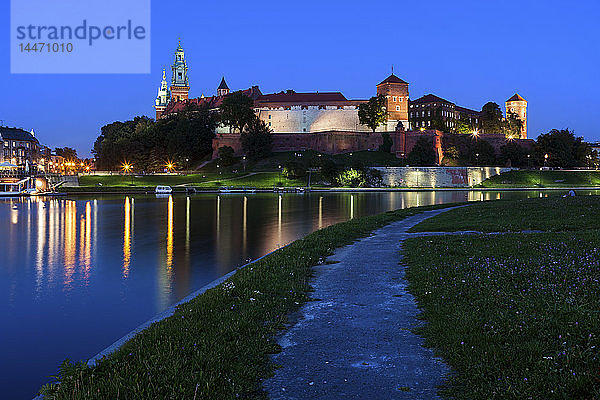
[507,93,526,102]
[411,94,454,105]
[455,105,481,116]
[163,86,263,116]
[0,127,39,143]
[377,74,408,86]
[218,77,229,90]
[256,90,349,104]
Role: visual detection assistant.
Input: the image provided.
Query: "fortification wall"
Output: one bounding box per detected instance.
[374,166,513,188]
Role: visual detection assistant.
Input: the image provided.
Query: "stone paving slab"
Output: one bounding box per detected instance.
[263,208,460,399]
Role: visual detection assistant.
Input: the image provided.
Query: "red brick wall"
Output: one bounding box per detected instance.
[212,130,526,165]
[212,130,444,163]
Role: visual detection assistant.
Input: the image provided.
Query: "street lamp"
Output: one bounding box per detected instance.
[165,162,175,173]
[242,155,247,173]
[122,162,133,185]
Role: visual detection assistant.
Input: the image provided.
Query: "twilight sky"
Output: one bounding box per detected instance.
[2,0,599,157]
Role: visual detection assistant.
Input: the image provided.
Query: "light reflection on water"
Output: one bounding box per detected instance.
[1,190,599,399]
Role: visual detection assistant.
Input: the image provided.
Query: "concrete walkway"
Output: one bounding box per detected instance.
[263,208,461,399]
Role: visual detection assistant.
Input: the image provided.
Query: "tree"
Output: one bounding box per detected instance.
[240,117,272,160]
[358,95,387,132]
[467,140,497,166]
[217,146,236,166]
[480,102,504,134]
[504,111,523,139]
[535,128,593,168]
[407,136,437,166]
[55,147,78,161]
[499,141,529,167]
[220,91,256,134]
[92,109,216,171]
[379,133,393,153]
[282,160,307,179]
[455,115,475,135]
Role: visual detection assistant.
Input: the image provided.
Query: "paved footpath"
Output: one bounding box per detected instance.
[263,208,461,400]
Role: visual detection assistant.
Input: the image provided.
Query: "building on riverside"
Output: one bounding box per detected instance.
[153,40,531,162]
[0,127,40,166]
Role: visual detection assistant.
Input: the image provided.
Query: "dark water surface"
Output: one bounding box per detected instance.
[1,190,596,399]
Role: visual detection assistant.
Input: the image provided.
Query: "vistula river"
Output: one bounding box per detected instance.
[1,190,597,398]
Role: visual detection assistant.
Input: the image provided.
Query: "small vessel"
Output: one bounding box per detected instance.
[155,185,173,194]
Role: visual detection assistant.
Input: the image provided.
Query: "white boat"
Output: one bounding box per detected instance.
[155,185,173,194]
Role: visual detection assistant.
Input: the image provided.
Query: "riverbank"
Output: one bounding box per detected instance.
[60,169,600,194]
[404,195,600,398]
[476,169,600,188]
[37,203,454,399]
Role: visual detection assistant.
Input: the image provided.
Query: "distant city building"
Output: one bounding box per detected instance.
[0,127,40,166]
[505,93,528,139]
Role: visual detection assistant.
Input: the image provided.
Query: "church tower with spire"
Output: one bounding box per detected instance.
[170,40,190,102]
[217,77,230,97]
[155,69,170,119]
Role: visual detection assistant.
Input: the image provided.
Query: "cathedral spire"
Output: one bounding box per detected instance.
[170,39,190,102]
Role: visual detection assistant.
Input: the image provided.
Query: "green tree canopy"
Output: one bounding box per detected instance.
[535,128,593,168]
[407,136,437,166]
[92,108,216,171]
[240,117,273,160]
[220,91,256,134]
[480,102,504,134]
[468,140,497,166]
[358,95,387,132]
[504,112,523,139]
[499,141,530,167]
[54,147,79,161]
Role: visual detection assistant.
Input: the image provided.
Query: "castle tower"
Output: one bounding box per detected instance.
[154,69,170,119]
[505,93,527,139]
[217,77,230,97]
[376,74,409,131]
[170,40,190,102]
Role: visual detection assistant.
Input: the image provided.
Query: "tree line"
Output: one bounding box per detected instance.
[405,128,597,168]
[93,92,272,171]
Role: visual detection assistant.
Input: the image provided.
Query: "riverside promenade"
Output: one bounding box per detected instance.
[264,208,459,399]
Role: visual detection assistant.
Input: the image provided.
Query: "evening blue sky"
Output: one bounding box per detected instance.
[1,0,599,157]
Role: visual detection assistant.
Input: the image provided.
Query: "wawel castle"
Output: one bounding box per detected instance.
[154,41,529,161]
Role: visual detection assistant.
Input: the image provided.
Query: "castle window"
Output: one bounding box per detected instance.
[396,106,400,111]
[268,122,272,127]
[393,96,397,102]
[399,98,403,102]
[303,128,307,132]
[268,114,271,119]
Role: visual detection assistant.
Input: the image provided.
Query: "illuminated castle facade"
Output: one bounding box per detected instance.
[154,41,530,159]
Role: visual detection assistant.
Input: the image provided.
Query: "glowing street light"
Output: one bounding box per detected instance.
[165,162,175,172]
[122,163,132,173]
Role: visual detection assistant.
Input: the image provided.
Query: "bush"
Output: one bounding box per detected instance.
[378,133,393,153]
[217,146,236,167]
[407,136,437,166]
[337,168,365,187]
[281,160,307,179]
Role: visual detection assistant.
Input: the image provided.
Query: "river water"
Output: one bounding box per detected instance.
[1,190,595,398]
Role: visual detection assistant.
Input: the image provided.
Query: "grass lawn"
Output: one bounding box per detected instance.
[78,173,236,187]
[76,172,315,190]
[409,195,600,232]
[39,203,452,399]
[403,195,600,399]
[479,170,600,188]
